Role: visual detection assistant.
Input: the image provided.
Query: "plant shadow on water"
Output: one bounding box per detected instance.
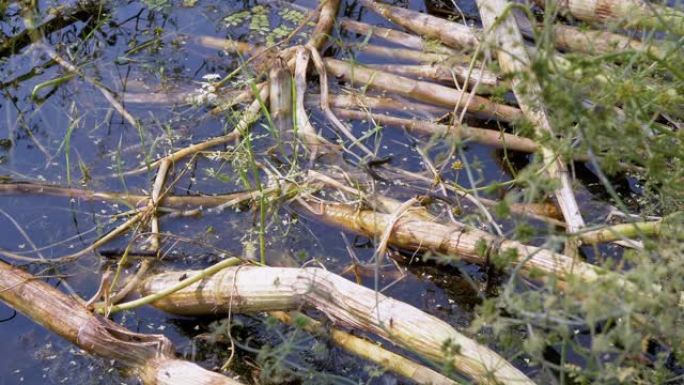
[1,0,683,384]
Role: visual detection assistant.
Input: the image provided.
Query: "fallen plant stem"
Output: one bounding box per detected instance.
[324,58,522,122]
[97,257,243,314]
[476,0,586,235]
[339,17,457,54]
[0,259,244,385]
[334,108,540,152]
[575,219,669,245]
[359,0,479,50]
[147,159,172,252]
[307,0,340,49]
[0,182,272,210]
[366,63,499,89]
[532,0,684,36]
[140,265,535,385]
[270,310,459,385]
[307,45,375,157]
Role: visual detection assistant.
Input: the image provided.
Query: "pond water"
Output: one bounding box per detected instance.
[0,0,650,384]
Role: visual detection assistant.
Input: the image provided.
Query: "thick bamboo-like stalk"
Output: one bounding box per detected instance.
[271,311,459,385]
[0,260,244,385]
[269,59,293,134]
[141,266,534,385]
[324,58,522,122]
[476,0,585,233]
[550,24,667,59]
[366,63,499,88]
[576,219,664,245]
[101,257,242,314]
[308,0,340,49]
[384,167,566,226]
[533,0,684,35]
[340,18,457,55]
[294,47,332,150]
[358,1,673,59]
[298,198,684,307]
[334,108,539,152]
[191,35,254,54]
[336,108,593,164]
[300,201,600,283]
[354,43,452,64]
[309,93,450,117]
[122,91,194,105]
[359,0,479,50]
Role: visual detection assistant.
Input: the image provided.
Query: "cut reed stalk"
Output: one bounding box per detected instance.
[100,257,242,314]
[191,35,255,54]
[269,59,294,134]
[298,201,600,283]
[333,108,539,152]
[323,58,522,122]
[294,47,333,151]
[0,260,244,385]
[147,159,171,252]
[309,93,450,117]
[271,311,460,385]
[575,219,664,245]
[366,63,499,89]
[308,0,340,49]
[358,0,479,50]
[339,18,457,55]
[550,24,668,59]
[476,0,585,233]
[533,0,684,36]
[140,265,535,385]
[353,43,453,64]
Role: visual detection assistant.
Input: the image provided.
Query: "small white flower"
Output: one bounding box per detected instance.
[202,73,221,81]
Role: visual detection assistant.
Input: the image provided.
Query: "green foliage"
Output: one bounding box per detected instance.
[470,14,684,384]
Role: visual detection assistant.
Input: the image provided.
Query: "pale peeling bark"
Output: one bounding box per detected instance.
[308,93,451,117]
[308,0,340,49]
[366,63,499,89]
[550,24,667,59]
[269,59,294,134]
[324,58,523,122]
[303,202,599,282]
[271,311,460,385]
[476,0,585,232]
[300,201,684,308]
[141,266,535,385]
[0,260,244,385]
[534,0,684,35]
[359,0,480,50]
[334,108,540,152]
[339,18,457,55]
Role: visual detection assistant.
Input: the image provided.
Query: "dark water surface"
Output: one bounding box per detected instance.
[0,0,628,384]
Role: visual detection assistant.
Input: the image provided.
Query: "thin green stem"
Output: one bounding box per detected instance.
[98,257,243,314]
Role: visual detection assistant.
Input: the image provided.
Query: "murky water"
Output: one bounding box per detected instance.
[0,1,638,384]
